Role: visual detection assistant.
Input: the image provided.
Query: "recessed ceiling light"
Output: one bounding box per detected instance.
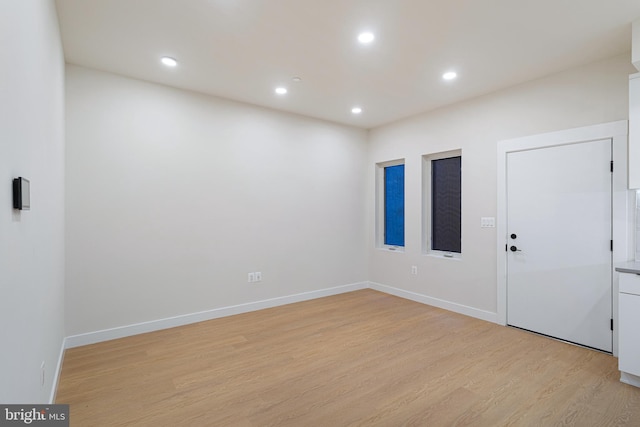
[358,32,375,44]
[443,71,457,81]
[161,56,177,67]
[351,107,363,114]
[292,76,302,83]
[275,87,288,95]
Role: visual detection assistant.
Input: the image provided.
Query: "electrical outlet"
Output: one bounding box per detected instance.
[248,272,263,283]
[40,361,45,387]
[481,217,496,228]
[411,266,418,275]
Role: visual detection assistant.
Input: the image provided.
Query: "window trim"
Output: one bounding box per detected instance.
[376,159,405,252]
[422,150,462,259]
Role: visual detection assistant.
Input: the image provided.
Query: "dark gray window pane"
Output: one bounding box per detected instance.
[432,156,461,253]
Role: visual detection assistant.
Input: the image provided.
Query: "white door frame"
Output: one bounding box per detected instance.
[497,120,631,356]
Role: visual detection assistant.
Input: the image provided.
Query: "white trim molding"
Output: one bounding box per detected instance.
[57,280,503,395]
[496,120,631,357]
[620,372,640,388]
[64,280,503,350]
[369,282,499,324]
[65,282,369,348]
[375,158,406,252]
[49,340,66,404]
[422,149,463,259]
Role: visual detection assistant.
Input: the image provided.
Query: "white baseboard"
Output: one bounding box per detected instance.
[620,372,640,388]
[368,281,499,324]
[49,339,65,404]
[65,282,369,349]
[64,281,499,349]
[57,280,498,399]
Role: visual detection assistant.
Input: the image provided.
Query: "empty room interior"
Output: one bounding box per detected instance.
[4,0,640,425]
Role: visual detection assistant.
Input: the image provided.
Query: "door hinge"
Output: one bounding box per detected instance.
[610,240,613,251]
[610,161,614,172]
[611,318,614,331]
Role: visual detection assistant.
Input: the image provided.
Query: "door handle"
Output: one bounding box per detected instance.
[510,246,522,252]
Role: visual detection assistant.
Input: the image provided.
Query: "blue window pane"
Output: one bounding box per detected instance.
[431,156,461,253]
[384,164,405,246]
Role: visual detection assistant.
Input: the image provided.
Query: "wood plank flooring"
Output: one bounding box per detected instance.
[56,289,640,426]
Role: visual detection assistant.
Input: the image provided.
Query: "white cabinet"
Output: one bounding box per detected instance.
[619,273,640,381]
[630,73,640,189]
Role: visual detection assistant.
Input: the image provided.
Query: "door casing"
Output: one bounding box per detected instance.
[497,120,631,356]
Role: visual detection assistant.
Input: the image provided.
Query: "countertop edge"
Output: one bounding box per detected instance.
[615,261,640,274]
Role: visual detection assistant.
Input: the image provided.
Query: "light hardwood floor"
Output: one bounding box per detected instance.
[56,289,640,426]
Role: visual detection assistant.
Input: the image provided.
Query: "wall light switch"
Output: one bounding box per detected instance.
[248,273,255,283]
[255,272,262,282]
[481,217,496,228]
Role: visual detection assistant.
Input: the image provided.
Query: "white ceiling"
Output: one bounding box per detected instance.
[55,0,640,129]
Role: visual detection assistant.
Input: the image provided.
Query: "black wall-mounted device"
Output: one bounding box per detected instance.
[13,177,30,210]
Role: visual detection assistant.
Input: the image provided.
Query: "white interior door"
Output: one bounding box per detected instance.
[506,139,612,352]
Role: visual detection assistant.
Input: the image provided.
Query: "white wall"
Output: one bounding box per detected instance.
[0,0,65,403]
[633,18,640,71]
[367,54,636,318]
[65,65,368,336]
[636,191,640,261]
